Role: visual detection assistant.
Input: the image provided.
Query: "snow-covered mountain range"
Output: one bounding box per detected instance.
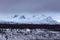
[0,14,59,24]
[40,16,58,24]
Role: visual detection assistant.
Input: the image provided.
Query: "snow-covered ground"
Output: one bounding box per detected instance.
[0,29,60,40]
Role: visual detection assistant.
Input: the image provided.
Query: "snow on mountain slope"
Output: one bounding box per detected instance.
[11,14,59,24]
[0,14,59,24]
[40,16,58,24]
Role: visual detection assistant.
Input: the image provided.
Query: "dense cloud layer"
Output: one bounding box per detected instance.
[0,0,60,13]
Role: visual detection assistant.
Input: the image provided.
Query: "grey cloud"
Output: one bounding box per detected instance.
[0,0,60,13]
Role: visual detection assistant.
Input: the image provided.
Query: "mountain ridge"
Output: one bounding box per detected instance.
[0,15,59,24]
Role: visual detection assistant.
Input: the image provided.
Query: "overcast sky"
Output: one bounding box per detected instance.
[0,0,60,22]
[0,0,60,13]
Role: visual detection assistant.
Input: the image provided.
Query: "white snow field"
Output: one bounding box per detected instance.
[0,29,60,40]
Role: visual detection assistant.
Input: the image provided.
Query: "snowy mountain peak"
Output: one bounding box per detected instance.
[40,16,58,24]
[13,15,18,18]
[19,15,26,19]
[11,15,59,24]
[0,14,59,24]
[45,16,54,22]
[46,16,53,20]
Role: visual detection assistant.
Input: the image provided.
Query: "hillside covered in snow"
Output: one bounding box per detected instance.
[0,14,59,24]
